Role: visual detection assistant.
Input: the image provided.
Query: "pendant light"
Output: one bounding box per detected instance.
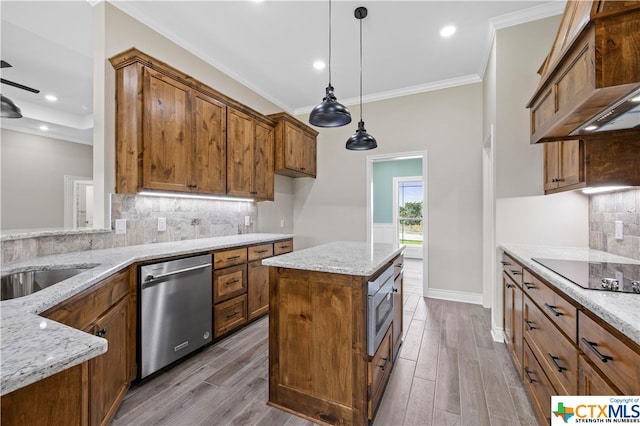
[346,7,377,151]
[309,0,351,127]
[1,94,22,118]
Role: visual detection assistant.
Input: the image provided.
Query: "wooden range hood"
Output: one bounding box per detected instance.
[527,1,640,144]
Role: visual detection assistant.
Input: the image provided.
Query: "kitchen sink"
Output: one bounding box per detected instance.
[1,267,92,301]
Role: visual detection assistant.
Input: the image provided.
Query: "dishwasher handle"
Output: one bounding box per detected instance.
[143,263,212,287]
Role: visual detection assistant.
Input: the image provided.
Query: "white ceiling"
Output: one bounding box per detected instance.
[0,0,564,145]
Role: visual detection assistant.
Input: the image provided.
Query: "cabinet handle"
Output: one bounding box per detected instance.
[300,167,306,171]
[187,184,197,189]
[581,338,613,363]
[547,353,567,372]
[524,368,536,384]
[225,279,240,286]
[505,282,513,289]
[524,320,536,331]
[510,269,522,276]
[544,303,563,317]
[500,261,511,266]
[226,312,240,320]
[250,191,258,195]
[379,357,389,372]
[392,287,399,293]
[256,249,269,254]
[523,282,535,290]
[227,255,241,260]
[97,328,107,337]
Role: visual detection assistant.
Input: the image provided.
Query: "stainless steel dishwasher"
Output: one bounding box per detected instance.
[139,254,213,379]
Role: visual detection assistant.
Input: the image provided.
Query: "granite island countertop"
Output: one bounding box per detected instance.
[262,241,404,276]
[501,244,640,346]
[0,233,292,396]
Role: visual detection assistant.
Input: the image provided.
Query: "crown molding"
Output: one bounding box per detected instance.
[490,0,566,30]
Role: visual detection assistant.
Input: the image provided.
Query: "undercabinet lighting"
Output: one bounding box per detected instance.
[440,25,456,37]
[632,95,640,103]
[39,125,49,131]
[313,60,326,70]
[582,186,631,195]
[45,94,58,102]
[138,191,254,203]
[584,125,598,131]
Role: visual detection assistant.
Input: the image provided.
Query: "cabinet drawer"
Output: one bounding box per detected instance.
[273,239,293,256]
[213,294,247,338]
[578,311,640,395]
[524,341,554,426]
[44,269,130,330]
[501,252,523,285]
[368,324,393,420]
[248,243,273,262]
[213,247,247,269]
[522,269,577,342]
[579,355,620,396]
[523,296,577,395]
[213,264,247,304]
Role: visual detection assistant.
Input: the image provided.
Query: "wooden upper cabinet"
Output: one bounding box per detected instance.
[110,48,275,200]
[191,92,227,194]
[143,68,192,192]
[227,108,274,200]
[544,140,584,193]
[269,112,318,178]
[527,1,640,143]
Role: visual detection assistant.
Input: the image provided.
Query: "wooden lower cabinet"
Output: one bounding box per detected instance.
[504,271,523,372]
[1,269,134,426]
[248,260,269,320]
[392,255,404,358]
[368,324,393,420]
[1,363,88,426]
[213,294,248,338]
[578,355,620,395]
[523,341,554,426]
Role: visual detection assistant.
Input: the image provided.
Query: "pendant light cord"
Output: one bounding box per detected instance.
[359,14,363,121]
[328,0,332,86]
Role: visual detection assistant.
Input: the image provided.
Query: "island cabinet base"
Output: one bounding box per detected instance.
[268,267,373,426]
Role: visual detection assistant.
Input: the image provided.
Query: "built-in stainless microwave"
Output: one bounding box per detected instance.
[367,265,394,356]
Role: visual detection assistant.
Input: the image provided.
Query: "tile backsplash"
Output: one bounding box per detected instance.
[589,188,640,260]
[2,194,257,264]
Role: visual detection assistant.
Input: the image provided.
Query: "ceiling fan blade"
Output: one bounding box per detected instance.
[0,60,12,69]
[1,78,40,94]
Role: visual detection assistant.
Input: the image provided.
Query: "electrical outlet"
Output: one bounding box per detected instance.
[615,220,623,240]
[115,219,126,235]
[158,217,167,232]
[280,219,285,228]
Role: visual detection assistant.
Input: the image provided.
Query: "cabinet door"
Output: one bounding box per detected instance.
[248,260,269,320]
[143,68,192,192]
[392,269,403,358]
[283,122,305,172]
[89,296,129,426]
[543,142,560,191]
[302,131,317,176]
[503,273,515,349]
[558,139,582,187]
[227,107,255,197]
[254,120,274,200]
[512,281,523,372]
[578,355,620,395]
[192,92,226,194]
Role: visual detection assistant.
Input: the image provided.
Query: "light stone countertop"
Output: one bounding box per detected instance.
[0,233,292,396]
[262,241,405,277]
[501,244,640,346]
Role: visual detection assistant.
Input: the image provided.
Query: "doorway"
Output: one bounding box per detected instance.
[366,151,428,295]
[64,175,94,228]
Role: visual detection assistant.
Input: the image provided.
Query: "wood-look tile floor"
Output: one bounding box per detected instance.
[112,259,538,426]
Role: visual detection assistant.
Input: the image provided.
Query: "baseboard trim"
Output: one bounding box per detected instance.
[425,288,483,305]
[491,326,505,343]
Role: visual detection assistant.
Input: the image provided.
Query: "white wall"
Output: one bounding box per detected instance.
[1,129,93,229]
[294,83,484,296]
[257,174,295,234]
[487,16,590,339]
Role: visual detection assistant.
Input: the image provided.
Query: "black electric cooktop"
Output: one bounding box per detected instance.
[532,258,640,294]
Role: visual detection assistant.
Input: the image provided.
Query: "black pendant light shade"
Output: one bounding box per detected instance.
[1,94,22,118]
[309,84,351,127]
[346,120,377,150]
[346,6,377,151]
[309,0,351,128]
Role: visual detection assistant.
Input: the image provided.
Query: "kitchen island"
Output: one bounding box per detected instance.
[263,241,404,426]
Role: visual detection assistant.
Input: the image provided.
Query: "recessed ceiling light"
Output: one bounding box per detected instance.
[584,125,598,131]
[440,25,456,37]
[45,94,58,102]
[313,60,326,70]
[39,125,49,131]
